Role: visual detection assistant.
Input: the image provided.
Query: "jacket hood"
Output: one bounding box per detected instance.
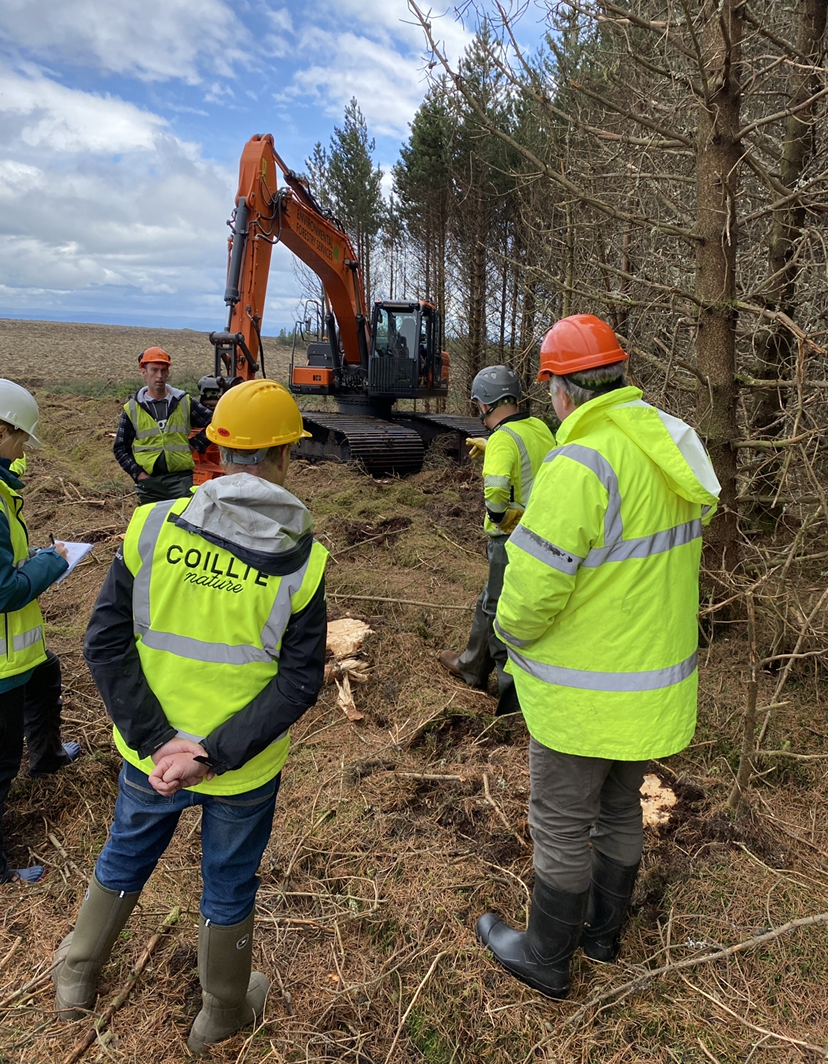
[173,473,313,565]
[135,385,186,405]
[0,460,23,493]
[558,386,721,510]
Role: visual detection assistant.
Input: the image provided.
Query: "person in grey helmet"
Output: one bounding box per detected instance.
[197,376,222,412]
[438,366,555,715]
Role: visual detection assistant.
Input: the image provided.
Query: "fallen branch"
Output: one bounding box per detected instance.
[397,772,468,782]
[483,773,530,849]
[61,906,180,1064]
[681,975,828,1058]
[329,592,474,610]
[564,911,828,1029]
[0,937,21,973]
[383,951,448,1064]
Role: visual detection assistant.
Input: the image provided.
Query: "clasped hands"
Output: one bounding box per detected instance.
[149,738,215,796]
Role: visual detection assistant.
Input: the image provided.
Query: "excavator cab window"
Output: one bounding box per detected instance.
[374,307,418,360]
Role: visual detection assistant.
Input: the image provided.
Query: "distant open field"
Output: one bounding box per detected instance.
[0,319,292,390]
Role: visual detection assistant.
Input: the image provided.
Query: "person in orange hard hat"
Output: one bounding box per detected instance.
[113,347,213,503]
[57,379,327,1051]
[476,315,720,999]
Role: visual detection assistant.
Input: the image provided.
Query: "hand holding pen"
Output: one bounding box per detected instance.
[49,534,68,562]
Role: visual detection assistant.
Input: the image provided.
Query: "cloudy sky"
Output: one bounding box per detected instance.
[0,0,476,332]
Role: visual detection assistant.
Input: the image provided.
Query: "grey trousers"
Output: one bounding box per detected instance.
[528,737,647,892]
[457,536,519,714]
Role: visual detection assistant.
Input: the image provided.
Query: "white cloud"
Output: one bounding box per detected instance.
[0,69,232,300]
[315,0,472,59]
[0,0,250,83]
[0,70,167,153]
[284,32,426,139]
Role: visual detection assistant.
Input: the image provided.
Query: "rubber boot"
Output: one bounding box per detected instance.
[187,912,269,1054]
[581,850,640,962]
[476,877,589,998]
[53,875,141,1019]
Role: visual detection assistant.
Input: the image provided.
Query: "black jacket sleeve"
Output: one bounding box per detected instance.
[83,550,176,758]
[201,576,328,773]
[113,411,143,481]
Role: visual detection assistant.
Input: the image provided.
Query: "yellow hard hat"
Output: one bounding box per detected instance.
[206,379,311,449]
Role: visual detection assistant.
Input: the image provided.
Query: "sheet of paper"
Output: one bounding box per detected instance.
[54,541,94,584]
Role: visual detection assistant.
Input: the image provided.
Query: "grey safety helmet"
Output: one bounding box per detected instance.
[470,365,521,407]
[198,375,221,395]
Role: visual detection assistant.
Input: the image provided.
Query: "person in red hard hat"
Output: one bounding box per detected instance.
[113,348,213,503]
[476,315,721,999]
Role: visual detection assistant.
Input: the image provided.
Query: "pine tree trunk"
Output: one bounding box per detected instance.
[694,0,743,566]
[751,0,827,433]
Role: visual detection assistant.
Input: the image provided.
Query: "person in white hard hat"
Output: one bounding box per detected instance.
[0,380,81,885]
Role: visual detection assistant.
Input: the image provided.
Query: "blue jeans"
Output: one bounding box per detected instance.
[95,761,280,925]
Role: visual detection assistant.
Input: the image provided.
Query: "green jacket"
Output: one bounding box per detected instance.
[482,414,556,536]
[0,477,47,681]
[495,387,720,759]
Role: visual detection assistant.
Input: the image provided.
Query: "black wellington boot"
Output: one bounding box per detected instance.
[476,877,589,998]
[581,850,640,963]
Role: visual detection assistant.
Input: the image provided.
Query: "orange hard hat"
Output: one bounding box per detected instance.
[537,315,627,379]
[139,347,171,366]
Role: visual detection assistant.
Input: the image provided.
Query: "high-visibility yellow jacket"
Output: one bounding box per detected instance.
[482,414,556,536]
[124,392,194,474]
[115,494,328,794]
[0,478,47,680]
[495,387,720,759]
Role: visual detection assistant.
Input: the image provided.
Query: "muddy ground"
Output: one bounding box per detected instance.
[0,321,826,1064]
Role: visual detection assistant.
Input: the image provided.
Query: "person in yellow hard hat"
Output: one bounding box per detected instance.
[476,315,720,1000]
[113,347,214,503]
[55,380,328,1052]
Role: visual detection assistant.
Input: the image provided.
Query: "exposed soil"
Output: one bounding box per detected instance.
[0,322,826,1064]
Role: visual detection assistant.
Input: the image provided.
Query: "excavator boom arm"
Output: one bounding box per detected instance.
[220,134,369,379]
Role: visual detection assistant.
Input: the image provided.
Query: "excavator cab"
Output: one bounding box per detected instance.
[368,301,447,399]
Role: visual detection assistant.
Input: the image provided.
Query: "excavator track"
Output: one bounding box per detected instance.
[295,413,425,476]
[394,412,485,461]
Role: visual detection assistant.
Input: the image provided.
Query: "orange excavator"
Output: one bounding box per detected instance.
[197,133,482,478]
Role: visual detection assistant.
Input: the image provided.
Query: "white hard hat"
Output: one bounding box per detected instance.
[0,380,42,446]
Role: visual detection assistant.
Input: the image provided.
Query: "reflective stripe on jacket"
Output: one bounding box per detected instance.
[125,393,194,474]
[495,386,720,760]
[116,495,328,794]
[0,480,46,679]
[482,415,556,535]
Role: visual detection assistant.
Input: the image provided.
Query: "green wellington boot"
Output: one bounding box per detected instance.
[187,911,269,1054]
[53,875,141,1020]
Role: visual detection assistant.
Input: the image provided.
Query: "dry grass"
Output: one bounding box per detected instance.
[0,323,826,1063]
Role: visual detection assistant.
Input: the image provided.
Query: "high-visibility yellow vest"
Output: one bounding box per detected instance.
[116,495,328,794]
[0,480,47,680]
[482,416,556,536]
[495,387,720,760]
[125,394,194,474]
